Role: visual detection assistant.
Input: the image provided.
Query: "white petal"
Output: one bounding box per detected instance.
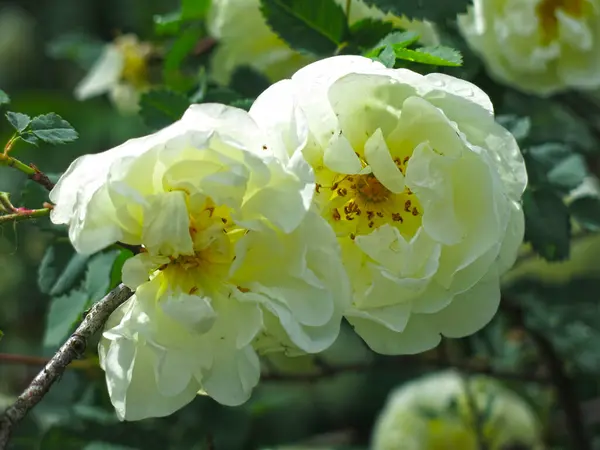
[364,128,405,193]
[121,253,168,289]
[324,132,363,174]
[74,44,124,100]
[160,292,217,334]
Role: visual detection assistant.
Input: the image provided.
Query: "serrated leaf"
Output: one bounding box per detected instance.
[523,189,571,261]
[0,89,9,105]
[182,0,211,20]
[394,45,463,67]
[6,111,30,133]
[374,45,395,68]
[84,250,120,302]
[20,132,39,146]
[375,30,420,50]
[139,89,191,130]
[30,113,78,144]
[260,0,348,55]
[348,18,396,51]
[569,196,600,231]
[44,289,89,348]
[361,0,470,21]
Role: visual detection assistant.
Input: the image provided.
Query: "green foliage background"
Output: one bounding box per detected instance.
[2,0,600,449]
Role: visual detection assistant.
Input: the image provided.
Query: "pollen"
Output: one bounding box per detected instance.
[536,0,585,43]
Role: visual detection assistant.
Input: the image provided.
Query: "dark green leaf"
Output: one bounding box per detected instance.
[393,45,462,67]
[348,18,395,50]
[83,442,138,450]
[20,132,39,146]
[496,115,531,142]
[229,98,255,111]
[30,113,78,144]
[230,66,271,98]
[374,45,395,68]
[0,89,9,105]
[84,250,120,302]
[182,0,211,20]
[361,0,470,21]
[109,249,134,289]
[5,111,30,133]
[38,243,91,296]
[202,86,243,105]
[569,196,600,231]
[546,153,587,191]
[139,89,191,130]
[0,330,3,343]
[259,0,348,55]
[523,189,571,261]
[153,11,183,36]
[44,289,89,348]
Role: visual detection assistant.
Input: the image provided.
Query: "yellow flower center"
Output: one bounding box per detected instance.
[115,36,151,89]
[316,154,422,240]
[536,0,586,43]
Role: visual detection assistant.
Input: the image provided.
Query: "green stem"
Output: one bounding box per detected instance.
[345,0,352,20]
[0,154,35,176]
[0,208,50,224]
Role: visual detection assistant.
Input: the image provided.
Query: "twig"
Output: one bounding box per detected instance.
[0,284,133,449]
[0,154,55,191]
[502,301,592,450]
[0,208,50,224]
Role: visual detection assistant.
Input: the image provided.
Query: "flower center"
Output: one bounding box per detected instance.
[536,0,585,43]
[315,155,422,240]
[116,36,151,89]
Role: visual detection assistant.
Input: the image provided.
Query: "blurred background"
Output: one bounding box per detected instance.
[2,0,600,449]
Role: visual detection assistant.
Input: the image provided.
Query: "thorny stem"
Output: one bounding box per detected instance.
[0,153,55,191]
[0,208,50,225]
[0,284,133,449]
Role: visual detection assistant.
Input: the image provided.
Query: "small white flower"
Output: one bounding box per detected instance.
[251,55,527,355]
[458,0,600,96]
[51,104,350,419]
[207,0,439,85]
[372,370,543,450]
[74,34,152,114]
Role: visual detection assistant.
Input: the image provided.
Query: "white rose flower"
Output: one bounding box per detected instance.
[74,34,152,114]
[51,104,350,420]
[458,0,600,96]
[372,370,543,450]
[207,0,439,85]
[250,55,527,355]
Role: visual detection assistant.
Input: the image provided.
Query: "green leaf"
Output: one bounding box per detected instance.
[523,189,571,261]
[374,45,395,68]
[46,33,104,70]
[0,89,9,105]
[348,18,395,50]
[38,244,90,296]
[83,442,137,450]
[259,0,348,55]
[84,250,120,302]
[0,330,3,343]
[394,45,463,67]
[375,30,420,50]
[44,289,89,348]
[496,115,531,142]
[546,153,587,191]
[360,0,470,21]
[229,98,255,111]
[569,196,600,231]
[153,10,183,36]
[30,113,78,144]
[164,26,204,74]
[109,249,134,289]
[230,66,271,98]
[139,89,191,130]
[5,111,31,133]
[182,0,211,20]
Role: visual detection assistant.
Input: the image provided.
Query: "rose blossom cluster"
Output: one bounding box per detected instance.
[52,55,527,420]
